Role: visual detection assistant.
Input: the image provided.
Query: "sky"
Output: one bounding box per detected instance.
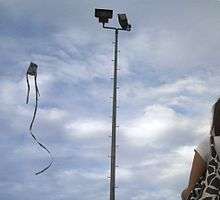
[1,0,220,199]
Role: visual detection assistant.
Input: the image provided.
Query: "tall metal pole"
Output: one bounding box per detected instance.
[110,28,119,200]
[95,10,131,200]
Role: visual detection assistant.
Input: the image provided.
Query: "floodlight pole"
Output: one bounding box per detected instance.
[111,28,118,200]
[103,24,122,200]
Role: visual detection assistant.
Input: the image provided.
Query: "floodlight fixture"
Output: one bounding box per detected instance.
[95,8,113,24]
[118,14,131,31]
[94,8,131,200]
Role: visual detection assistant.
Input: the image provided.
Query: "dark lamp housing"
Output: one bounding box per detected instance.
[118,14,131,31]
[95,9,113,24]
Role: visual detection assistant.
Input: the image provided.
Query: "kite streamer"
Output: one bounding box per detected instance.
[26,62,53,175]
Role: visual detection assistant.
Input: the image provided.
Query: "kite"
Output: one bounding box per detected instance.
[26,62,53,175]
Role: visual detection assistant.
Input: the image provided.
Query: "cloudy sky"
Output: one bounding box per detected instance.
[1,0,220,199]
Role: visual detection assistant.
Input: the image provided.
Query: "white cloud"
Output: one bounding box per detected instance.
[131,188,178,200]
[153,77,207,95]
[119,76,208,105]
[121,104,191,147]
[0,79,25,105]
[40,107,68,121]
[117,167,133,182]
[158,145,195,182]
[58,169,106,181]
[65,119,110,139]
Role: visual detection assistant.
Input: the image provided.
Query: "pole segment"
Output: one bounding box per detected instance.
[110,28,119,200]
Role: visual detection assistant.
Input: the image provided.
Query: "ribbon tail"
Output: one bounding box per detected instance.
[26,73,30,104]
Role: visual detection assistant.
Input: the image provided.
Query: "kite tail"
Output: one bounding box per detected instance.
[34,74,40,97]
[29,130,53,175]
[26,73,30,104]
[28,73,53,175]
